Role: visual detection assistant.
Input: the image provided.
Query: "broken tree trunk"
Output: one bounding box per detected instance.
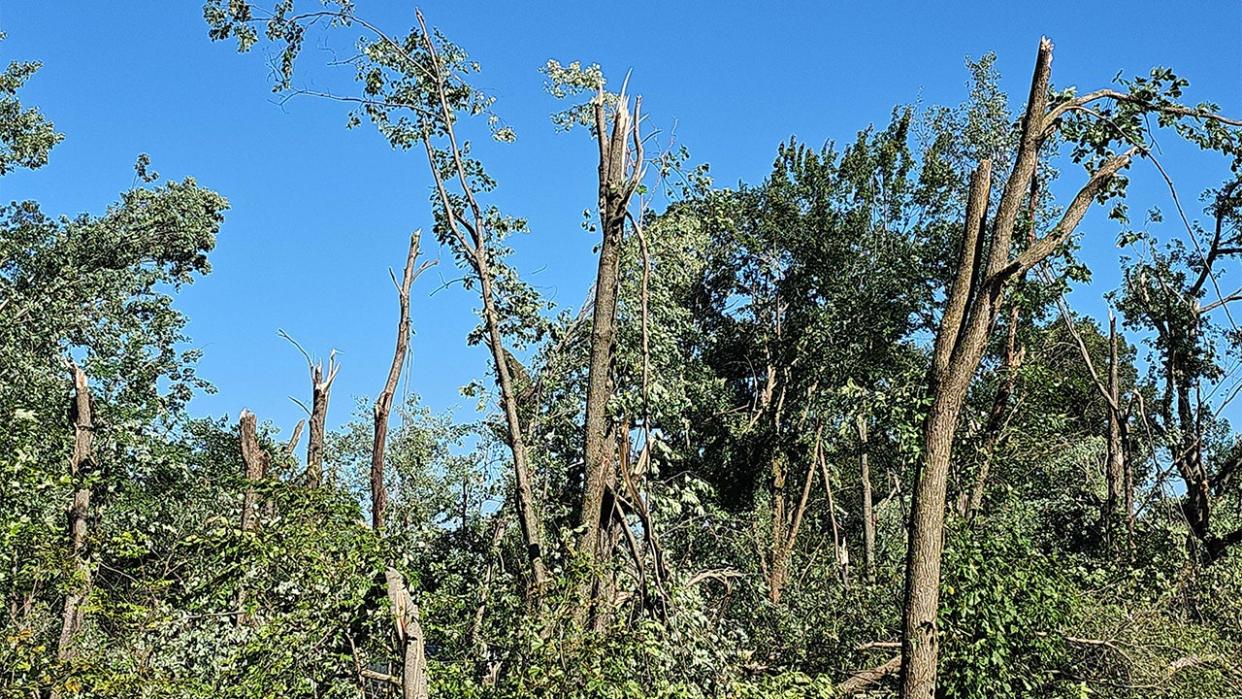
[238,410,268,625]
[55,364,94,676]
[901,37,1135,699]
[305,356,338,488]
[372,231,432,531]
[385,568,429,699]
[579,81,645,608]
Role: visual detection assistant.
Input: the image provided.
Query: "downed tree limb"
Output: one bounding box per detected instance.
[836,655,901,695]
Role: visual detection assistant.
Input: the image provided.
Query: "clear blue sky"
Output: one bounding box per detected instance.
[2,2,1240,437]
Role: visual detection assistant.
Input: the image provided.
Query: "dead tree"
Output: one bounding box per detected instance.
[901,37,1139,698]
[372,231,434,531]
[305,354,339,488]
[237,409,268,625]
[579,79,645,582]
[385,568,429,699]
[54,363,94,679]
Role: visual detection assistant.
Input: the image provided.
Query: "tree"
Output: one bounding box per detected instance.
[901,37,1242,698]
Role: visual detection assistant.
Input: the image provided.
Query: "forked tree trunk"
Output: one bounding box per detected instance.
[54,364,94,684]
[901,37,1134,697]
[372,232,430,531]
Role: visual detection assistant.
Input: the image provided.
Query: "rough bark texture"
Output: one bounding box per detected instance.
[579,86,643,570]
[385,568,428,699]
[305,357,338,489]
[415,8,547,595]
[900,37,1134,698]
[55,364,94,675]
[372,231,428,531]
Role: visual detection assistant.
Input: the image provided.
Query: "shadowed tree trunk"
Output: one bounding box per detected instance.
[859,415,875,582]
[372,231,433,531]
[54,364,94,687]
[1104,313,1126,550]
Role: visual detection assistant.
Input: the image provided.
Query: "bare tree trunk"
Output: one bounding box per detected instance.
[385,568,428,699]
[372,232,431,531]
[901,37,1134,698]
[306,357,338,488]
[54,364,94,679]
[580,85,644,583]
[238,410,267,625]
[859,415,875,582]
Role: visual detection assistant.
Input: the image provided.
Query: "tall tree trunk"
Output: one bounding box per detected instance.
[55,364,94,680]
[580,87,643,567]
[415,10,548,595]
[901,37,1133,697]
[372,232,430,531]
[859,415,875,582]
[1104,313,1126,550]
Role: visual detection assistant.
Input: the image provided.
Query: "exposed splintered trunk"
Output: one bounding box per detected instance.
[237,410,268,625]
[901,37,1134,698]
[372,232,431,531]
[385,568,429,699]
[580,85,644,573]
[1104,314,1126,550]
[859,416,876,582]
[55,364,94,674]
[306,356,338,488]
[414,10,547,595]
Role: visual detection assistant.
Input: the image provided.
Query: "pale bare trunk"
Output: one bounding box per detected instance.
[372,232,429,531]
[55,364,94,682]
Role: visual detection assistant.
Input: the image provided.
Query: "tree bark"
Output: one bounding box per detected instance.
[372,231,429,531]
[580,87,643,571]
[55,364,94,676]
[859,416,875,582]
[385,568,428,699]
[901,37,1134,698]
[414,9,548,595]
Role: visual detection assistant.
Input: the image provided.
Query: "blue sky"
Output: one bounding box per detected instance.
[2,2,1240,438]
